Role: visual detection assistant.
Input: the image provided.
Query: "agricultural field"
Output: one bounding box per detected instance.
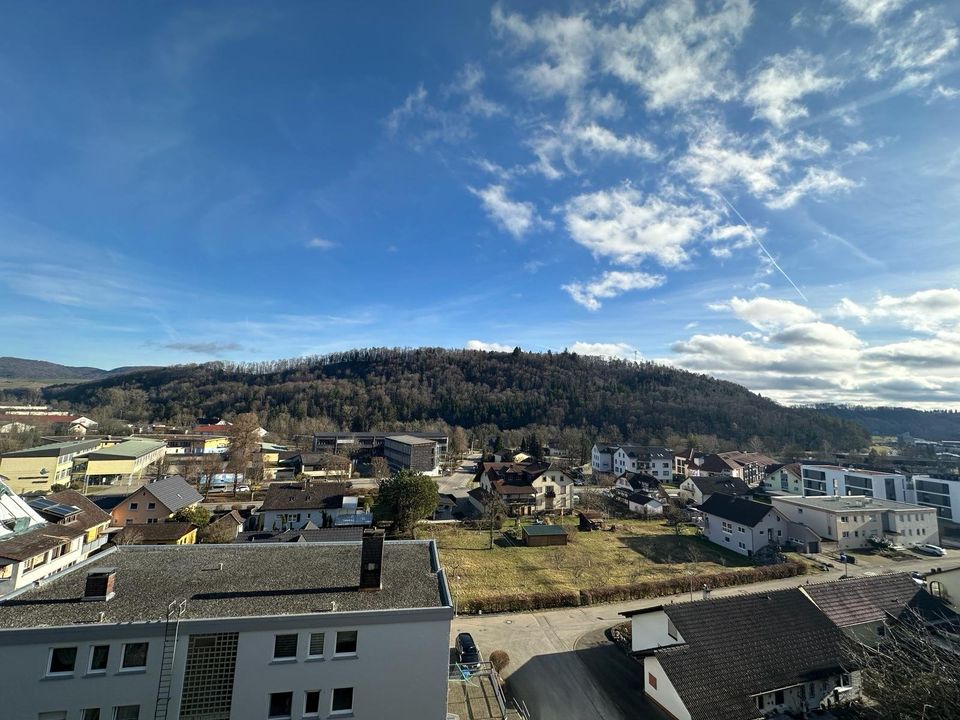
[417,515,758,607]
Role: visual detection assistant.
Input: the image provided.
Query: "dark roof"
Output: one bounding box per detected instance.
[626,492,658,505]
[0,541,448,627]
[617,445,672,459]
[90,494,126,512]
[698,494,773,527]
[235,527,365,544]
[687,475,750,497]
[116,522,196,543]
[765,462,801,477]
[259,483,349,511]
[521,524,567,536]
[803,573,960,628]
[656,589,847,720]
[209,510,244,529]
[385,434,436,446]
[46,490,111,530]
[618,473,657,490]
[1,439,100,458]
[0,523,86,562]
[140,476,203,513]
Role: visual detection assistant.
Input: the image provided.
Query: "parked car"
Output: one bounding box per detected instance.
[236,484,251,493]
[455,632,481,668]
[917,544,946,557]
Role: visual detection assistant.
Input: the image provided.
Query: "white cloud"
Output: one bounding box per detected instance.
[449,64,505,118]
[746,51,841,128]
[834,297,871,323]
[469,184,552,239]
[932,84,960,100]
[385,85,428,135]
[528,120,658,179]
[768,321,863,348]
[766,167,858,209]
[563,270,665,310]
[568,341,639,360]
[466,339,513,352]
[711,296,818,330]
[836,289,960,332]
[564,185,722,267]
[306,237,337,250]
[862,8,959,89]
[839,0,906,27]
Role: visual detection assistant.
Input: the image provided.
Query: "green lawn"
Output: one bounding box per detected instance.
[417,515,755,605]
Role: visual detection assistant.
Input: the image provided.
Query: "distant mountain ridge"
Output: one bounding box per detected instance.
[812,405,960,440]
[43,347,871,451]
[0,356,155,382]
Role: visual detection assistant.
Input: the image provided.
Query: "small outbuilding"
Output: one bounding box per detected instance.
[522,523,568,547]
[578,510,604,531]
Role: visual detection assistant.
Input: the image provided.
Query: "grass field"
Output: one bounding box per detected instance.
[417,515,757,605]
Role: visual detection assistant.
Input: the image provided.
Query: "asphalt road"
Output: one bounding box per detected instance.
[451,555,959,720]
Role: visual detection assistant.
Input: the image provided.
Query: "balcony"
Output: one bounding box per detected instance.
[82,535,109,556]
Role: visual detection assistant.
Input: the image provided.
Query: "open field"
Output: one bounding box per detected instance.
[418,515,758,606]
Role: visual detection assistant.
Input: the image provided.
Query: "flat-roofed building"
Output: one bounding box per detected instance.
[772,495,939,551]
[0,439,101,493]
[312,431,448,459]
[83,439,167,486]
[800,464,913,503]
[911,473,960,523]
[383,434,441,474]
[0,533,453,720]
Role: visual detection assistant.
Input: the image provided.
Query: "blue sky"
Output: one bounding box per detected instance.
[1,1,959,407]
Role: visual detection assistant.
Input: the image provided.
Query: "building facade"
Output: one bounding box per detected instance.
[911,474,960,522]
[699,494,786,557]
[382,435,440,474]
[0,537,453,720]
[84,440,168,486]
[612,446,673,479]
[591,444,613,473]
[0,439,101,494]
[800,465,914,503]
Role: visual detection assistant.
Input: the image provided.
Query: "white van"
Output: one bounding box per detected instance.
[918,544,946,557]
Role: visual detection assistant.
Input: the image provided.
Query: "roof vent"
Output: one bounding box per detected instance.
[83,568,117,602]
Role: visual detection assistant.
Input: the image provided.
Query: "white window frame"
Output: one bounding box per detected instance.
[87,644,110,675]
[334,630,358,657]
[119,642,148,672]
[330,687,354,716]
[47,646,78,677]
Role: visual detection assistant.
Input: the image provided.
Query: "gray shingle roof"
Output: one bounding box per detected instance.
[0,541,447,628]
[141,476,203,513]
[656,589,847,720]
[236,527,365,544]
[698,494,773,526]
[116,522,196,544]
[259,482,349,511]
[521,524,567,536]
[689,475,750,498]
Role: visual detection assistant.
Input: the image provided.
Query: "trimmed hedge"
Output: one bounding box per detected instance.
[456,560,807,614]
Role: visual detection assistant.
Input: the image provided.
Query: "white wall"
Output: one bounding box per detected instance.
[643,656,691,720]
[630,610,684,653]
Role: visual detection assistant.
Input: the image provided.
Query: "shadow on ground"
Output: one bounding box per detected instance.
[619,534,752,566]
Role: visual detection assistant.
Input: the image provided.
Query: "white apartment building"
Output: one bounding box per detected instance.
[800,465,914,503]
[591,444,613,474]
[772,495,939,551]
[911,474,960,522]
[0,533,453,720]
[611,446,673,479]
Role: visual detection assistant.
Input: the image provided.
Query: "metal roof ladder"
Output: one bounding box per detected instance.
[154,599,186,720]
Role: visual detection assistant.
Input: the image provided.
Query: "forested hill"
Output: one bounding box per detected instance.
[44,348,870,451]
[0,357,154,382]
[813,405,960,440]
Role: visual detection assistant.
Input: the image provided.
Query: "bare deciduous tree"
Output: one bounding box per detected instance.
[370,456,390,480]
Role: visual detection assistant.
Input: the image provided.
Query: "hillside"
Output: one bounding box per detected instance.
[43,348,870,452]
[0,357,155,383]
[813,405,960,440]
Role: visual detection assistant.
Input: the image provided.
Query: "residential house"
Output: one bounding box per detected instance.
[276,452,352,480]
[258,482,372,531]
[109,476,204,527]
[614,472,658,503]
[383,435,440,474]
[911,473,960,522]
[0,479,109,597]
[622,588,856,720]
[763,463,803,495]
[715,452,778,486]
[83,439,167,487]
[259,442,289,481]
[116,522,198,545]
[195,421,269,438]
[699,494,788,558]
[627,492,664,516]
[612,446,674,480]
[591,443,614,474]
[0,533,454,720]
[679,475,750,505]
[205,509,247,541]
[803,573,960,645]
[32,490,112,558]
[928,566,960,608]
[800,464,913,503]
[771,495,939,551]
[0,439,101,494]
[474,460,575,515]
[433,493,459,520]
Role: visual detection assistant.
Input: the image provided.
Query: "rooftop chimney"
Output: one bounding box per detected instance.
[359,529,384,591]
[83,568,117,602]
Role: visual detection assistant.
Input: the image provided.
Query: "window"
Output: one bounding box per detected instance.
[842,531,850,538]
[774,690,784,704]
[112,707,139,720]
[304,691,321,717]
[335,630,358,655]
[737,526,745,533]
[38,713,67,720]
[308,632,325,658]
[147,503,155,510]
[125,519,133,525]
[738,541,746,549]
[840,516,848,523]
[89,645,110,673]
[129,503,138,510]
[120,642,148,670]
[273,634,298,660]
[648,673,658,690]
[331,688,353,714]
[147,518,158,524]
[268,692,293,719]
[82,711,101,720]
[48,647,77,675]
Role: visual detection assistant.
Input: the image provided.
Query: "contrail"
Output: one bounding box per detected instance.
[713,190,808,303]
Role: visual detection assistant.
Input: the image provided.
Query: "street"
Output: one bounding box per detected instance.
[451,555,959,720]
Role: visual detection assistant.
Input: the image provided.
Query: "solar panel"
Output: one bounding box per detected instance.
[46,503,81,518]
[28,497,56,510]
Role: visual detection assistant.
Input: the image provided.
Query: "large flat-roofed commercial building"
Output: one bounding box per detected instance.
[312,431,448,459]
[383,435,441,474]
[83,439,167,486]
[772,495,939,551]
[800,464,913,503]
[0,534,453,720]
[0,439,101,493]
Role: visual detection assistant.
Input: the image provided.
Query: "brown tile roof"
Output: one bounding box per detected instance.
[0,524,86,562]
[803,573,959,627]
[46,490,111,531]
[259,482,349,511]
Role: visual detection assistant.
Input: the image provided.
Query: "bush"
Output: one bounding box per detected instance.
[458,589,581,614]
[489,650,510,673]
